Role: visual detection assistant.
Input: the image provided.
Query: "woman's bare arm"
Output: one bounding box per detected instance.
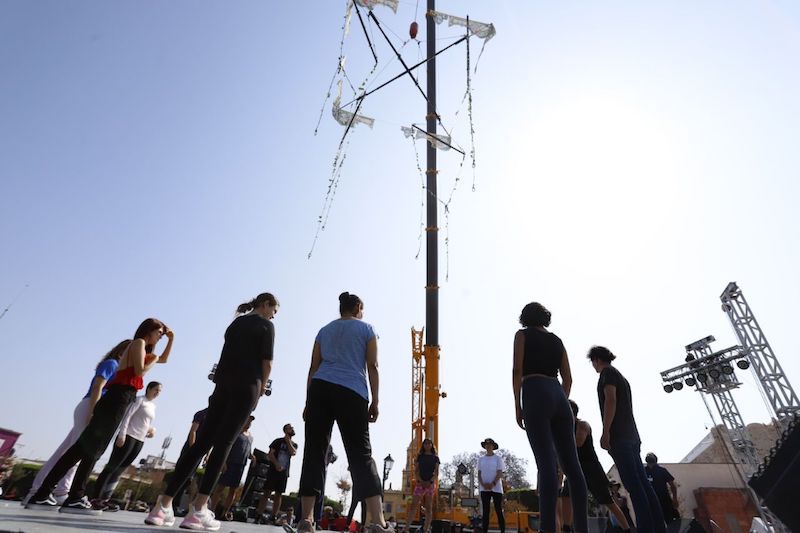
[513,330,525,429]
[366,337,379,422]
[560,349,573,396]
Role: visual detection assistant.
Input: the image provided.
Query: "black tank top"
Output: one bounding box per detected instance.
[577,427,601,466]
[522,328,564,378]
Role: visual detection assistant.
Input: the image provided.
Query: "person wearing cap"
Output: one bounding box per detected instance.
[644,453,679,524]
[477,438,505,533]
[209,415,255,521]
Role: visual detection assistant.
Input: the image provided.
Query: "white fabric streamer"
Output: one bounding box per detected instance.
[430,11,496,41]
[401,125,452,151]
[332,80,375,129]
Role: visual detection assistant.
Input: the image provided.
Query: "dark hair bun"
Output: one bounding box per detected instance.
[339,292,351,303]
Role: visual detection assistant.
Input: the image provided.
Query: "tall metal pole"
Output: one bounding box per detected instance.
[424,0,441,451]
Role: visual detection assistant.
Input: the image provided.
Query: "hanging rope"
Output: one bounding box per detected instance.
[308,137,351,259]
[314,4,353,136]
[465,17,477,191]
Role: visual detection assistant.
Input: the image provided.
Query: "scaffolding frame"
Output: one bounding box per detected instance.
[721,282,800,427]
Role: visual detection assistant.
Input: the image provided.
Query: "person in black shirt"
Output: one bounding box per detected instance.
[146,292,278,531]
[256,423,298,523]
[644,453,679,524]
[404,438,440,533]
[513,302,587,533]
[588,346,664,533]
[559,401,631,532]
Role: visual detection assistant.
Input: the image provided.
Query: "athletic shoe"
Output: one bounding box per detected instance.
[104,501,121,512]
[179,506,220,531]
[59,496,103,515]
[368,523,396,533]
[25,494,59,511]
[145,504,176,526]
[91,499,121,512]
[296,519,315,533]
[54,494,69,506]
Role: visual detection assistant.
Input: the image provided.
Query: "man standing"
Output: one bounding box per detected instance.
[477,438,505,533]
[257,423,298,522]
[588,346,665,533]
[209,415,255,521]
[644,453,679,524]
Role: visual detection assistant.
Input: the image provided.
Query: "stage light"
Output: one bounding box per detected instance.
[673,382,684,391]
[709,368,721,379]
[685,377,696,387]
[697,372,708,383]
[663,384,674,393]
[722,365,734,375]
[737,360,750,370]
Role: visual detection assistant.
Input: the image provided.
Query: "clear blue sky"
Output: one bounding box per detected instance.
[2,0,800,499]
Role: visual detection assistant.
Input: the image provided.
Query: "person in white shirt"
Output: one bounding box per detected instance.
[91,381,162,509]
[477,438,505,533]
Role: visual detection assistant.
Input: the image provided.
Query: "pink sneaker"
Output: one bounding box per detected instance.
[179,506,220,531]
[145,504,176,526]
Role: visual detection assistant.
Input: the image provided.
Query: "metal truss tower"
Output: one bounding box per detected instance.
[660,336,788,532]
[721,282,800,428]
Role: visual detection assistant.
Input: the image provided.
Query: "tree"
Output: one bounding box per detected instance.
[336,477,352,508]
[440,449,530,489]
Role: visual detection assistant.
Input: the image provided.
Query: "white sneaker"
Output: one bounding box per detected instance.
[145,504,176,526]
[179,505,220,531]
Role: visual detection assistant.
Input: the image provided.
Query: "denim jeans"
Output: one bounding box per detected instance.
[608,441,665,533]
[522,377,588,533]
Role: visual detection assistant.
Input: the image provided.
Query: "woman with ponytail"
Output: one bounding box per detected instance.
[27,318,172,514]
[146,292,278,531]
[296,292,392,533]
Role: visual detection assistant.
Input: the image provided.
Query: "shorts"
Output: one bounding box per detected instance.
[414,482,435,497]
[560,464,612,505]
[264,471,288,493]
[218,463,247,488]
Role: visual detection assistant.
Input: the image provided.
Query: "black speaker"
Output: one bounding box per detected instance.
[748,412,800,531]
[250,477,265,492]
[431,519,452,533]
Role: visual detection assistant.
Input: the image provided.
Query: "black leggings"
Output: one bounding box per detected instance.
[31,384,137,502]
[481,491,505,533]
[522,377,588,533]
[165,380,259,497]
[298,379,381,501]
[92,434,144,500]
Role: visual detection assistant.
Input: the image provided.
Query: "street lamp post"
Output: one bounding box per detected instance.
[382,454,394,492]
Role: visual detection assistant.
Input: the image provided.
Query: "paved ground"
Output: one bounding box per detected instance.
[0,501,289,533]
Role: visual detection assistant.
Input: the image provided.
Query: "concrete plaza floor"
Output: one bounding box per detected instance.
[0,501,287,533]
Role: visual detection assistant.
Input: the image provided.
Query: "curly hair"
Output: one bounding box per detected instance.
[519,302,551,328]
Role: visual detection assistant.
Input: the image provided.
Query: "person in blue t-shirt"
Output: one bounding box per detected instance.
[296,292,393,533]
[24,339,131,505]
